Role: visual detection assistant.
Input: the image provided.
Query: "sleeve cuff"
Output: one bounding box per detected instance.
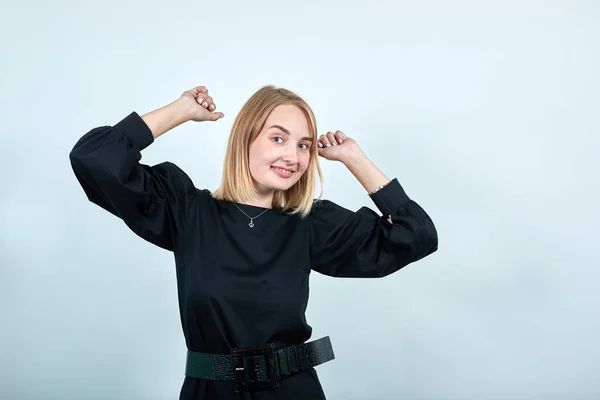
[114,111,155,151]
[368,178,411,216]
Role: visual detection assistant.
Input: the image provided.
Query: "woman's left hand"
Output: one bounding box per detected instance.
[317,130,360,162]
[318,130,393,223]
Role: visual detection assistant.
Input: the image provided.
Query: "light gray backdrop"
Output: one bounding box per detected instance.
[2,1,599,399]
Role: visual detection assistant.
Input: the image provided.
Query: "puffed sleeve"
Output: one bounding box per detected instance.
[308,178,438,278]
[69,111,198,252]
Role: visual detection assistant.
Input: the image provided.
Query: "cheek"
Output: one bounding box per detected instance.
[248,143,271,167]
[247,149,264,178]
[247,150,257,170]
[298,153,311,173]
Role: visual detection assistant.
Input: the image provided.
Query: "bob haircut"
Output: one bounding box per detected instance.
[212,85,323,217]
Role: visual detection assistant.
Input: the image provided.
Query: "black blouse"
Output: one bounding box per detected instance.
[69,112,438,400]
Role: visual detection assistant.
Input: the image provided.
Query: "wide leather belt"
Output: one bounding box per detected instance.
[185,336,335,393]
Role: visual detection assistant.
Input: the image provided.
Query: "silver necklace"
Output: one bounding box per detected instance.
[233,203,269,228]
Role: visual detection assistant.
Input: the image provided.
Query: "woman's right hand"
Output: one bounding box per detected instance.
[179,85,224,122]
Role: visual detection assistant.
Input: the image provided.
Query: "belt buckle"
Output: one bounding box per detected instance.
[231,342,280,393]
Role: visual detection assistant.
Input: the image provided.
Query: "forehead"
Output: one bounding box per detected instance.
[265,104,310,135]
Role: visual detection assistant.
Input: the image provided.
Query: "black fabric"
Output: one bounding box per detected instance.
[69,112,439,399]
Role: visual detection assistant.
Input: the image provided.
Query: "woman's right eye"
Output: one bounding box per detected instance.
[272,137,283,143]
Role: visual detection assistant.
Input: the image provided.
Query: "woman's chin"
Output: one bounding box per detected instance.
[262,179,298,193]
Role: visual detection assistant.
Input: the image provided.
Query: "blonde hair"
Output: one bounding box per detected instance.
[211,85,323,217]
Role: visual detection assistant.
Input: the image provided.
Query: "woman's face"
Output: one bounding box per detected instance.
[248,104,313,195]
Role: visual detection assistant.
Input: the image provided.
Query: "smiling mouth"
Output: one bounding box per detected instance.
[271,166,295,175]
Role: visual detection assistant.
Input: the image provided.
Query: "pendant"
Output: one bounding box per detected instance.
[249,219,254,228]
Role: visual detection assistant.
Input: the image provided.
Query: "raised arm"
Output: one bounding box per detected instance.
[309,130,438,278]
[69,86,224,251]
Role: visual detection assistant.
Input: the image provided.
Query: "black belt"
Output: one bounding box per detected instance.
[185,336,335,393]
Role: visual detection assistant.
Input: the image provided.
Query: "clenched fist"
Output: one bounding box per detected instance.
[179,86,225,122]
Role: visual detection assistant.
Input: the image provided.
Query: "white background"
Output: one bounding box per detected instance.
[1,1,599,399]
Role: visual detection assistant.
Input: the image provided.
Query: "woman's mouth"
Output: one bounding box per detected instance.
[271,166,294,178]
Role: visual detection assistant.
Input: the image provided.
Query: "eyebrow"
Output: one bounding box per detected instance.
[269,125,313,142]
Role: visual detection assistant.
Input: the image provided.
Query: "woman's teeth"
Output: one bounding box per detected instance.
[272,167,292,175]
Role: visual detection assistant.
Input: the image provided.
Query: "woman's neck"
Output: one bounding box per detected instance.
[239,191,274,209]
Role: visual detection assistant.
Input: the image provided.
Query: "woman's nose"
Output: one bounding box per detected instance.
[281,144,298,163]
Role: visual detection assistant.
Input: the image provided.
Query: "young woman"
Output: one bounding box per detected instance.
[69,84,438,399]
